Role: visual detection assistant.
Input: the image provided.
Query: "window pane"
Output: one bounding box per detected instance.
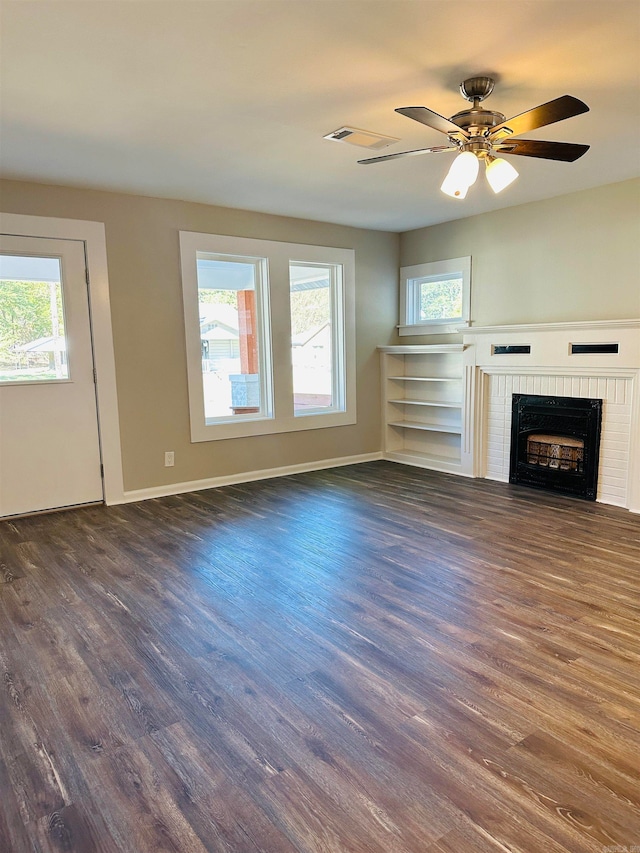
[290,263,340,415]
[0,255,68,383]
[196,254,269,422]
[418,276,463,321]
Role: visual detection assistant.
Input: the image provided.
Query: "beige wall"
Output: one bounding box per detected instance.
[399,179,640,344]
[2,177,637,493]
[0,179,399,491]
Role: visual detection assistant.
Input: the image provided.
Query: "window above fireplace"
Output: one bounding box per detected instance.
[398,256,471,336]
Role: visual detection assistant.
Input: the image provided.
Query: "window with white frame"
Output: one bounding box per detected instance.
[399,256,471,336]
[180,232,355,442]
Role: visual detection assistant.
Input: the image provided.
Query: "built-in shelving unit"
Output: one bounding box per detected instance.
[378,344,471,475]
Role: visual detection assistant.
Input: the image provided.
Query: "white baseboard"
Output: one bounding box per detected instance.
[115,452,384,505]
[484,473,509,484]
[485,472,635,511]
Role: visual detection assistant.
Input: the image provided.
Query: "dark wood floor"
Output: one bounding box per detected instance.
[1,462,639,852]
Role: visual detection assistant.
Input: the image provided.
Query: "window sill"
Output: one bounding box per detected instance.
[398,320,470,337]
[191,408,356,442]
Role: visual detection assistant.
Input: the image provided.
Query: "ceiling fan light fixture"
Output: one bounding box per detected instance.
[485,156,519,193]
[440,151,479,198]
[452,151,480,185]
[440,173,470,199]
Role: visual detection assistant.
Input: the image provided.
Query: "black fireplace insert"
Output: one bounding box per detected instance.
[509,394,602,500]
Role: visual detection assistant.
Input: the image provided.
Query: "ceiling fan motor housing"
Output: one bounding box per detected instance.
[460,76,495,103]
[451,77,504,147]
[450,108,506,137]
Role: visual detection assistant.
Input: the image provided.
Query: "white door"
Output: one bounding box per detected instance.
[0,236,103,517]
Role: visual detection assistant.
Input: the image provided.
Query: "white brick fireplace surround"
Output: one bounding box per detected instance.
[462,321,640,513]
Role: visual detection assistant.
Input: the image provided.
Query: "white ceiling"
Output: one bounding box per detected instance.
[1,1,639,232]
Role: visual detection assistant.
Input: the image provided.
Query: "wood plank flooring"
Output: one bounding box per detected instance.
[1,461,639,852]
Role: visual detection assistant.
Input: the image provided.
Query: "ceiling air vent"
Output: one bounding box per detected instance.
[323,127,399,150]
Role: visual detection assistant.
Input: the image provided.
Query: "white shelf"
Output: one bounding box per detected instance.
[389,420,462,434]
[388,399,462,408]
[378,344,466,354]
[388,375,459,382]
[380,345,471,476]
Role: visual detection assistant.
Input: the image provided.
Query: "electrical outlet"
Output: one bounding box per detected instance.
[164,451,175,467]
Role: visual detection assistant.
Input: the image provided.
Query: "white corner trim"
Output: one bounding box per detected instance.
[0,212,125,505]
[118,452,383,504]
[628,370,640,514]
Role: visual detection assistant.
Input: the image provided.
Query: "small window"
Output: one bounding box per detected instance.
[399,256,471,336]
[0,254,69,383]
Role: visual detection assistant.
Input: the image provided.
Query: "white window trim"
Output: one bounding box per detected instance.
[180,231,356,442]
[398,255,471,336]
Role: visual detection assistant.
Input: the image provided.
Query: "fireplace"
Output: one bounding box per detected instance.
[509,394,603,500]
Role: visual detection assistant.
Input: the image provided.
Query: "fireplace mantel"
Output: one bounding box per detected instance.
[461,320,640,512]
[459,319,639,335]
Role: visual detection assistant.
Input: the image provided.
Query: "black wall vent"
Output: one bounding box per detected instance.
[492,344,531,355]
[570,343,619,355]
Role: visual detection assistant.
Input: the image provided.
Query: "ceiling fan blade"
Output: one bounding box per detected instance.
[358,145,457,165]
[395,107,469,139]
[489,95,589,141]
[493,139,590,162]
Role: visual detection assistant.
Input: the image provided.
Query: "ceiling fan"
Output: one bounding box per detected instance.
[358,76,590,198]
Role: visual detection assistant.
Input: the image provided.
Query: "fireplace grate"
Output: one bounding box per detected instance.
[526,434,584,472]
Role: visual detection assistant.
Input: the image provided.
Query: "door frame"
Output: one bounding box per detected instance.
[0,212,124,505]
